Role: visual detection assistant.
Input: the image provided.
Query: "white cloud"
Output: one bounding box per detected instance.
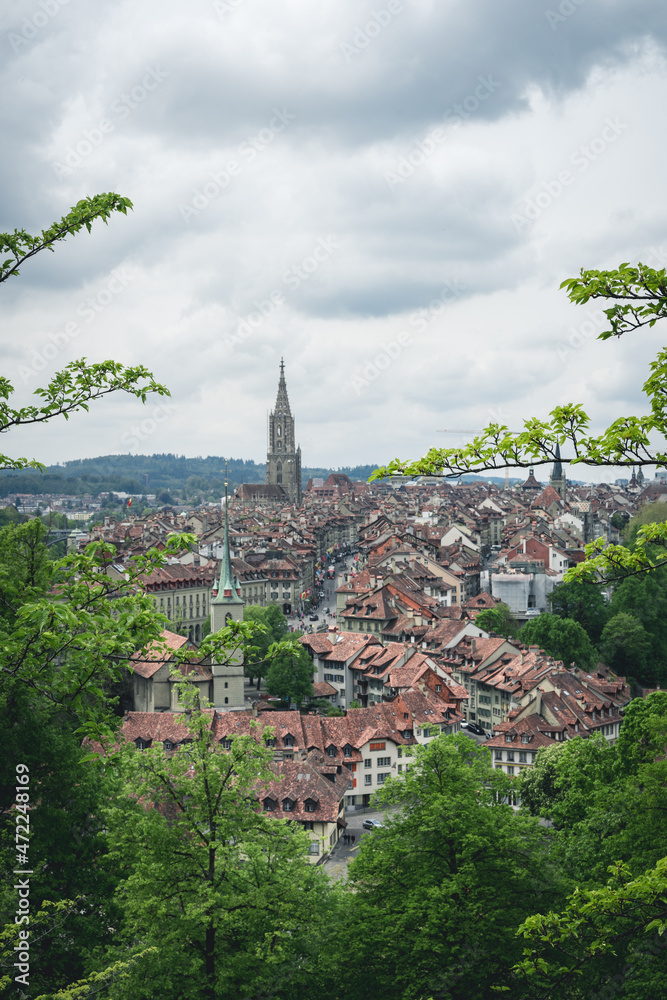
[1,0,667,482]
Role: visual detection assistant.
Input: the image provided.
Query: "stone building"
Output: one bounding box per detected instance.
[265,359,302,506]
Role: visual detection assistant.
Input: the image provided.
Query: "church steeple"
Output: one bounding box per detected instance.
[266,359,302,505]
[210,475,243,632]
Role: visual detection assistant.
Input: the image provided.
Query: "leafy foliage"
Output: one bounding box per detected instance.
[474,602,518,638]
[335,735,565,1000]
[102,685,331,1000]
[548,578,609,645]
[265,641,315,706]
[0,193,133,283]
[517,613,598,670]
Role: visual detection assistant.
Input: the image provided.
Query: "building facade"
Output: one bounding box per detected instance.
[266,359,302,506]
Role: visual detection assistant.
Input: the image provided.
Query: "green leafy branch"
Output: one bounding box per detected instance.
[0,360,170,473]
[560,262,667,340]
[0,193,133,283]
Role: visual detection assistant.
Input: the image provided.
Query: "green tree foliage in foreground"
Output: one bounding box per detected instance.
[100,686,332,1000]
[515,694,667,996]
[328,736,567,1000]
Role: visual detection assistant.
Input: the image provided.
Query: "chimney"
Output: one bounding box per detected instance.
[471,638,476,655]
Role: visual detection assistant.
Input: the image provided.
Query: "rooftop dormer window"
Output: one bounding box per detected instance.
[163,740,175,751]
[327,745,336,757]
[304,799,317,813]
[282,798,294,811]
[220,738,232,750]
[283,734,295,748]
[263,798,276,811]
[135,738,151,750]
[343,744,353,757]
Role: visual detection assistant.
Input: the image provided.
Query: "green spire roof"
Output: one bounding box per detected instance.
[211,478,243,606]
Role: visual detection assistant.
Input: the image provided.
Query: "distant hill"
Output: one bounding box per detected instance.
[0,454,382,500]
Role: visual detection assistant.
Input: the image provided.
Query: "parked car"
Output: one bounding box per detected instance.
[309,613,319,621]
[461,721,487,737]
[362,819,383,832]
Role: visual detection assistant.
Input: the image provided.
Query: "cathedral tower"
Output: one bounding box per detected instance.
[266,359,302,505]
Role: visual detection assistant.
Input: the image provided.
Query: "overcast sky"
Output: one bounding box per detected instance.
[2,0,667,482]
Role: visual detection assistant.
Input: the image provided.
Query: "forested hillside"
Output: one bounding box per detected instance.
[0,454,382,499]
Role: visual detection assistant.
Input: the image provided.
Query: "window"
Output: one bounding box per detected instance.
[364,774,372,786]
[284,735,295,747]
[263,798,276,811]
[506,751,515,762]
[343,744,352,757]
[304,799,317,812]
[303,821,314,831]
[220,738,232,749]
[282,799,293,811]
[224,697,228,704]
[377,756,391,767]
[376,773,390,785]
[308,841,320,855]
[364,758,371,768]
[507,766,514,776]
[369,742,386,751]
[327,745,336,757]
[163,741,174,751]
[397,764,403,773]
[224,681,228,689]
[265,738,275,748]
[519,752,527,763]
[494,750,503,760]
[135,738,150,749]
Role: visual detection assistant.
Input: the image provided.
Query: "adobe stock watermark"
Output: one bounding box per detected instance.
[349,278,465,394]
[545,0,587,32]
[385,75,501,190]
[18,266,137,384]
[7,0,72,55]
[212,0,246,17]
[179,108,296,222]
[512,117,628,232]
[51,67,168,178]
[555,309,608,362]
[340,1,404,63]
[120,402,178,450]
[224,235,340,351]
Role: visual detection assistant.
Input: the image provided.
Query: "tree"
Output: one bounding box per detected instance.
[548,578,608,645]
[607,570,667,685]
[518,735,617,829]
[101,685,331,1000]
[243,604,289,690]
[599,612,652,680]
[265,642,314,706]
[0,519,52,623]
[474,602,518,638]
[334,735,565,1000]
[515,858,667,1000]
[614,690,667,774]
[517,613,598,670]
[370,261,667,582]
